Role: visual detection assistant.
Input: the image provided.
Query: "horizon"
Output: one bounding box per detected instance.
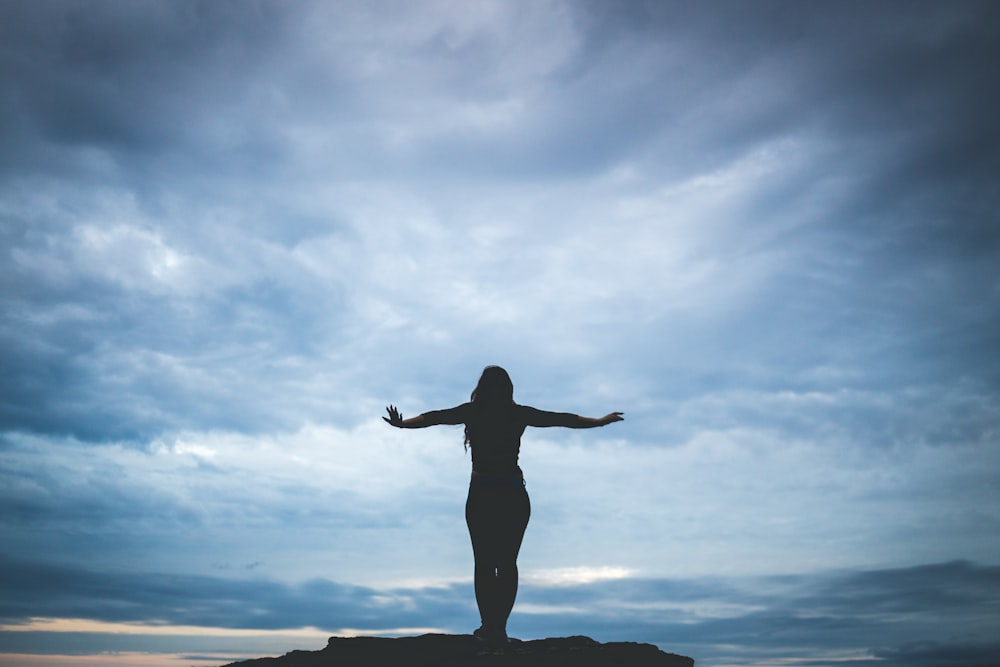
[2,2,999,667]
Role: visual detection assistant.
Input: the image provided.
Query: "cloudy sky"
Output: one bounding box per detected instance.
[2,1,999,666]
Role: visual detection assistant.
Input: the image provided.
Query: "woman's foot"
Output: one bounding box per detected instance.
[473,625,508,645]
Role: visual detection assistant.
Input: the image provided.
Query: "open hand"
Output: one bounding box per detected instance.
[601,412,624,425]
[383,405,404,427]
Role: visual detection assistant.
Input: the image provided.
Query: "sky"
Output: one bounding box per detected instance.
[1,1,999,666]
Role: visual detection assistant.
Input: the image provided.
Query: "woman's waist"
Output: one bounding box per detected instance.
[471,462,522,476]
[470,466,524,488]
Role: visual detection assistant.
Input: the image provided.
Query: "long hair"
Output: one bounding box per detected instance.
[464,365,514,451]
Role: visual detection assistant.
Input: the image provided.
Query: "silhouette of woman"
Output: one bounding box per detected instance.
[384,365,624,644]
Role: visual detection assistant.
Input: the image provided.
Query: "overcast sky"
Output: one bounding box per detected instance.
[2,1,999,666]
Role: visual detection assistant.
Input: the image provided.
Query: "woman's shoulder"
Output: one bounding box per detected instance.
[421,402,472,425]
[513,403,541,420]
[451,402,474,419]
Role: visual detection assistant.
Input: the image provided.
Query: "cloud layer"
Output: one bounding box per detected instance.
[2,555,998,667]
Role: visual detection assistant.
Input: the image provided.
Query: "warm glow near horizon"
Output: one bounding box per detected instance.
[0,654,230,667]
[0,618,329,638]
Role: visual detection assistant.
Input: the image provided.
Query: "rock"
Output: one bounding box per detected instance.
[221,633,694,667]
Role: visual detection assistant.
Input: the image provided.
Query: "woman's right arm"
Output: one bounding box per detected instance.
[384,403,469,428]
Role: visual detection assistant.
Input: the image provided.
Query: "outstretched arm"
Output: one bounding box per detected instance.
[524,407,624,428]
[383,404,467,429]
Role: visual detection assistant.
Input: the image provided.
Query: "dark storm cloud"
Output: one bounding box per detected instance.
[0,1,291,165]
[2,556,998,667]
[0,552,471,631]
[523,0,1000,196]
[2,0,999,444]
[3,0,997,191]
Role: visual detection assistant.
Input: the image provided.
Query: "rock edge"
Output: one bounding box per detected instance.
[222,633,694,667]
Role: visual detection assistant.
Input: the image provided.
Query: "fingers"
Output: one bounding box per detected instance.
[605,412,624,423]
[384,405,403,427]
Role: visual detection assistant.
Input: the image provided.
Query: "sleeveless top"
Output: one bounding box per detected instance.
[464,403,529,476]
[421,402,578,478]
[423,402,530,475]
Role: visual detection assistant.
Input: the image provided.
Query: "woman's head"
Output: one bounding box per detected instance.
[470,365,514,406]
[465,366,514,451]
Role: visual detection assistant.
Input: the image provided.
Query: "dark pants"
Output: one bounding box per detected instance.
[465,476,531,634]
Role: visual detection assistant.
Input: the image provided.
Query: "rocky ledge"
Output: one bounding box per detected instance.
[222,633,694,667]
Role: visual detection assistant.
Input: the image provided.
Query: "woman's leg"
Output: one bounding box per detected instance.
[466,484,497,632]
[492,486,529,633]
[466,484,530,637]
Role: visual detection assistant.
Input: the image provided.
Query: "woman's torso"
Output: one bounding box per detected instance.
[464,403,528,475]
